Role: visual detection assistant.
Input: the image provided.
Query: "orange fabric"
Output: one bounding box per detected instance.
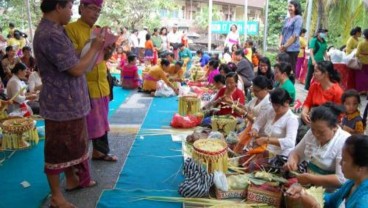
[247,144,267,155]
[252,54,259,67]
[303,82,343,109]
[145,40,154,50]
[234,123,253,154]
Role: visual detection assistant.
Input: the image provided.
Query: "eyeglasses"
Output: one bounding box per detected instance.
[85,5,102,13]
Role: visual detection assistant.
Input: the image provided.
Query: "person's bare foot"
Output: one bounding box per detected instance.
[50,196,76,208]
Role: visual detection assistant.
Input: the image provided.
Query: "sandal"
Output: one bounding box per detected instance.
[65,180,97,192]
[92,154,118,162]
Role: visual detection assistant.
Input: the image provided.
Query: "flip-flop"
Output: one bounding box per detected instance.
[92,154,118,162]
[65,180,97,192]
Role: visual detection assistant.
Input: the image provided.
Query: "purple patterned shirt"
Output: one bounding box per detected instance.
[33,18,90,121]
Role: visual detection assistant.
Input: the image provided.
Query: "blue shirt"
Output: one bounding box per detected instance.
[324,179,368,208]
[281,15,303,52]
[200,53,210,67]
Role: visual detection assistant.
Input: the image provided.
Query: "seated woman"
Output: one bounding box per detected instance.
[287,135,368,207]
[210,72,245,117]
[1,45,20,86]
[284,103,350,191]
[257,57,275,86]
[6,63,38,114]
[202,74,226,111]
[274,62,296,105]
[249,88,298,160]
[20,46,36,73]
[141,58,178,94]
[167,61,184,88]
[121,54,140,89]
[301,61,343,125]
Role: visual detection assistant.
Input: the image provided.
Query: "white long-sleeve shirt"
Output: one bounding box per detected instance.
[253,108,299,156]
[6,75,27,112]
[292,127,350,184]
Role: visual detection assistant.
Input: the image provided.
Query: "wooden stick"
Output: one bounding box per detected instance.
[242,155,256,167]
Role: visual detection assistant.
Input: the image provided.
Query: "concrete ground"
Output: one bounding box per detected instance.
[41,83,367,208]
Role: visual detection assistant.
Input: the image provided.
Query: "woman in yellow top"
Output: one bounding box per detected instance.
[346,27,362,55]
[142,58,179,94]
[295,28,307,81]
[355,28,368,93]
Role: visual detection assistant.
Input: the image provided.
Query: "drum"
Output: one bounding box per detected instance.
[178,96,201,116]
[0,117,39,150]
[192,139,228,173]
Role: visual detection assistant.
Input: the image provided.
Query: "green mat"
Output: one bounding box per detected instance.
[97,96,184,208]
[0,85,132,208]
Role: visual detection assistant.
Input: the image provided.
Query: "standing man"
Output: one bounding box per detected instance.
[167,24,181,60]
[129,29,139,56]
[138,26,148,64]
[33,0,104,207]
[65,0,118,162]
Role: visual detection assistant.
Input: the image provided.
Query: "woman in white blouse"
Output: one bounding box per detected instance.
[250,88,298,157]
[284,102,350,190]
[6,63,37,113]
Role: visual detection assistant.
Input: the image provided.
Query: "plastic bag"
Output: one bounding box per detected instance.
[170,113,201,128]
[214,171,228,191]
[208,131,224,140]
[226,131,239,144]
[154,80,176,97]
[329,49,345,63]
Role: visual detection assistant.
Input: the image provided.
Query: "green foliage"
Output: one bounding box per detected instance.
[194,5,222,30]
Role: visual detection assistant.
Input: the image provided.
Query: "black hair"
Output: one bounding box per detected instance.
[5,45,14,53]
[223,47,230,55]
[344,135,368,168]
[160,58,170,67]
[219,64,231,75]
[276,52,290,63]
[245,40,253,46]
[274,62,294,82]
[153,28,158,33]
[166,52,174,59]
[339,45,346,51]
[196,50,203,55]
[208,59,219,69]
[213,74,226,85]
[311,102,345,128]
[9,23,15,28]
[316,61,341,83]
[11,62,27,74]
[145,33,151,41]
[22,46,32,52]
[227,62,237,72]
[231,44,240,51]
[178,43,185,48]
[363,29,368,39]
[234,49,244,56]
[350,27,362,36]
[41,0,73,13]
[252,75,273,90]
[300,28,307,35]
[257,57,273,78]
[160,27,168,35]
[289,0,302,16]
[226,72,238,83]
[127,54,136,63]
[175,60,184,67]
[270,88,292,105]
[230,24,238,31]
[341,89,361,104]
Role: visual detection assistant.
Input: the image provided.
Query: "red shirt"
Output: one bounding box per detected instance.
[214,87,245,117]
[303,82,343,108]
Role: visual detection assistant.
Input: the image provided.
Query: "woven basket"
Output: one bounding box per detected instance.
[215,188,247,199]
[211,115,237,136]
[247,184,282,208]
[192,139,228,173]
[1,117,34,134]
[178,96,201,116]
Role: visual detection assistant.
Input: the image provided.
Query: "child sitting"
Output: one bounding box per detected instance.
[341,89,364,134]
[121,54,140,89]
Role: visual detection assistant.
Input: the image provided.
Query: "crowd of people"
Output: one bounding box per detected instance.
[0,0,367,207]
